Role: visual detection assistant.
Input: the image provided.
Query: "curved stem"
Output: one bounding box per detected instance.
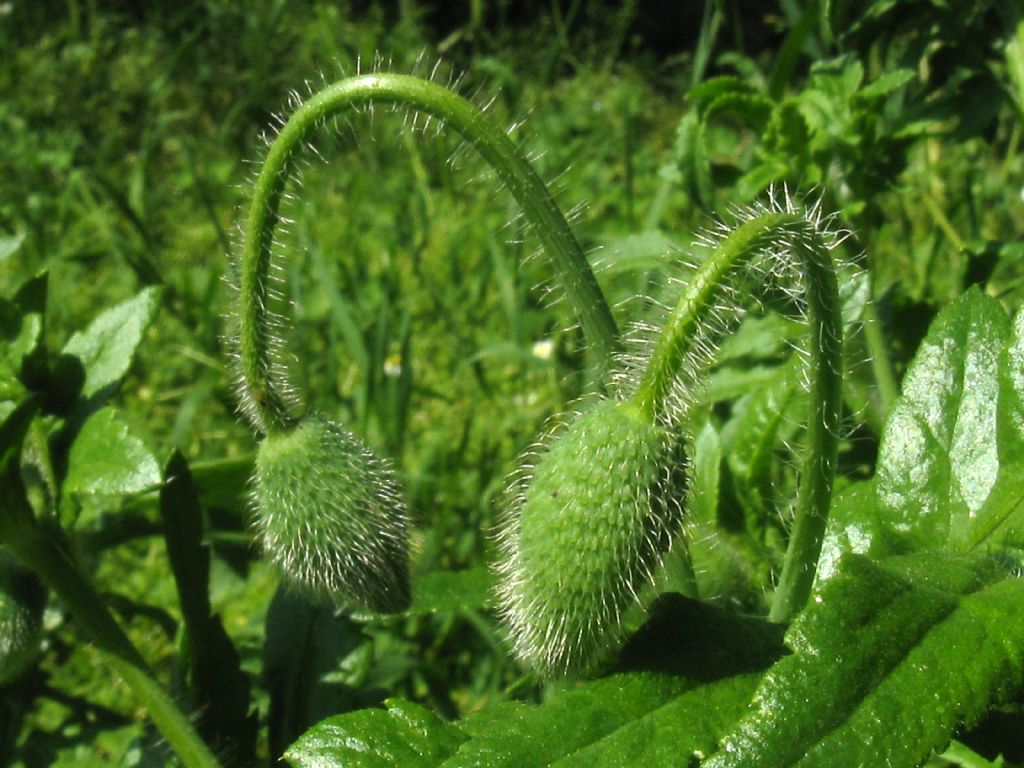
[240,73,619,434]
[629,209,843,623]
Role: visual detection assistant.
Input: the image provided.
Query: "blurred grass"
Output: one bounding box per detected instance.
[0,3,687,759]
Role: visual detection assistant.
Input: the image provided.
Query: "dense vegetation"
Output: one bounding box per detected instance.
[2,1,1024,765]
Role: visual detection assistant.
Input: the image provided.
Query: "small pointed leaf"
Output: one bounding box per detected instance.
[160,451,256,764]
[0,233,25,264]
[61,286,161,400]
[63,408,160,499]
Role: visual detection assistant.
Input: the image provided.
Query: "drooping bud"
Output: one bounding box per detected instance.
[497,398,685,676]
[253,415,410,613]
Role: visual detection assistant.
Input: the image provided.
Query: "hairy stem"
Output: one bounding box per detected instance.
[630,209,843,623]
[240,73,619,434]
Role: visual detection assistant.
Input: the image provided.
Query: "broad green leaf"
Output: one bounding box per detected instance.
[816,480,879,582]
[449,672,760,768]
[965,463,1024,551]
[450,674,692,768]
[997,308,1024,466]
[160,452,256,764]
[285,597,782,768]
[554,673,760,767]
[287,673,762,768]
[447,596,781,768]
[705,552,1024,768]
[875,288,1012,551]
[63,408,160,500]
[286,699,467,768]
[61,286,161,400]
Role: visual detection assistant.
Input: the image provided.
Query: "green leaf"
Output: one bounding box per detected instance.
[705,552,1024,768]
[725,360,803,532]
[285,699,467,768]
[284,597,782,768]
[690,419,722,525]
[816,480,880,582]
[264,587,368,760]
[61,286,161,401]
[554,673,760,767]
[405,567,494,616]
[160,451,256,765]
[0,548,46,684]
[673,112,713,209]
[998,308,1024,466]
[857,68,915,100]
[0,400,39,545]
[449,672,759,768]
[0,273,48,402]
[687,76,760,113]
[0,302,39,402]
[448,596,780,768]
[703,93,773,130]
[875,288,1012,552]
[965,463,1024,551]
[63,408,161,500]
[0,233,25,264]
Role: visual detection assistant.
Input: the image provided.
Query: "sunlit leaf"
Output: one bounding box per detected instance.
[63,408,161,499]
[61,286,161,401]
[706,553,1024,768]
[875,288,1011,551]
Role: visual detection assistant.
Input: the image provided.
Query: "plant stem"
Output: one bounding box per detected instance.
[0,472,220,768]
[240,73,619,434]
[629,208,843,623]
[861,299,899,416]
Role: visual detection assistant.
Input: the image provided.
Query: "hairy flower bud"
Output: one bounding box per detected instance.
[497,398,685,676]
[253,415,410,612]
